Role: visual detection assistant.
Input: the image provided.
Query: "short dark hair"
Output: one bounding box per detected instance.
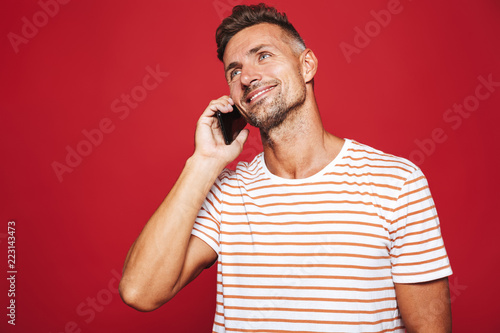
[215,3,306,61]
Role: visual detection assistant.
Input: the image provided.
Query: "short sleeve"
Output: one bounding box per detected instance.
[191,172,226,255]
[389,168,452,283]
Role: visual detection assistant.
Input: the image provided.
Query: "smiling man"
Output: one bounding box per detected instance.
[119,4,452,332]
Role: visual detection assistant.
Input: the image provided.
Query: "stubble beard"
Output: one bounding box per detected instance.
[246,73,307,134]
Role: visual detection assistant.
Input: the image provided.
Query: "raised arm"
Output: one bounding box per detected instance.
[119,96,248,311]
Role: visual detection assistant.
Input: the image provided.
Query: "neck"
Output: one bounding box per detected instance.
[260,91,344,179]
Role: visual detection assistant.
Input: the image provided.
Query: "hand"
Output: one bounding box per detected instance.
[193,96,249,167]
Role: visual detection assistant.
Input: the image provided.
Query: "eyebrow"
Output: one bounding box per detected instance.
[225,44,271,78]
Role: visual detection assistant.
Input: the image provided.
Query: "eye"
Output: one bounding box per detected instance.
[259,53,271,61]
[230,69,241,79]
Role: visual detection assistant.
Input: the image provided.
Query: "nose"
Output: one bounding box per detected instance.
[240,63,262,88]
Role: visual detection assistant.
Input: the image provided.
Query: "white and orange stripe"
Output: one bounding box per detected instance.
[192,139,452,333]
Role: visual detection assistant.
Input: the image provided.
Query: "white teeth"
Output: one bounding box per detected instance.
[250,87,273,101]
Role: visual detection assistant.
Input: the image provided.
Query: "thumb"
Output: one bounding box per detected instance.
[232,128,250,150]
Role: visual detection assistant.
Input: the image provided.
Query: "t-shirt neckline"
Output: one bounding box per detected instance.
[260,138,351,184]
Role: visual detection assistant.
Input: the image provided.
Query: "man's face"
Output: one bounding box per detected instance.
[223,23,307,132]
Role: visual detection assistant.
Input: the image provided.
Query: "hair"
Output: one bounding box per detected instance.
[216,3,306,61]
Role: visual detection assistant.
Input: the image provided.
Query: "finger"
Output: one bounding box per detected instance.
[231,128,249,148]
[202,100,233,117]
[208,96,232,108]
[218,95,233,105]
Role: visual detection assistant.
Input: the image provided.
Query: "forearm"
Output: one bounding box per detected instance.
[119,154,224,309]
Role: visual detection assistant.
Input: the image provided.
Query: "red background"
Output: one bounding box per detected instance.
[1,0,499,332]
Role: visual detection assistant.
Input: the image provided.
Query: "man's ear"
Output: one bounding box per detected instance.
[300,48,318,83]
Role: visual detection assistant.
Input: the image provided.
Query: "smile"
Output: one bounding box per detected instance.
[247,86,276,103]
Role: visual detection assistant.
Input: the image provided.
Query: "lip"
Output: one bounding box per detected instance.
[245,85,276,104]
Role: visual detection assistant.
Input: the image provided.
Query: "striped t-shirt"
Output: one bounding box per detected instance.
[192,139,452,333]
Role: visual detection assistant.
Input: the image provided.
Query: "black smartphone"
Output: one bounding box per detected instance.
[216,105,247,145]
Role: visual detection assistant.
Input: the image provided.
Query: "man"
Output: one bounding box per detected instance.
[119,4,452,332]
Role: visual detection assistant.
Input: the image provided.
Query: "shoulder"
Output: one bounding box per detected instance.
[344,139,422,185]
[236,152,266,179]
[218,152,267,186]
